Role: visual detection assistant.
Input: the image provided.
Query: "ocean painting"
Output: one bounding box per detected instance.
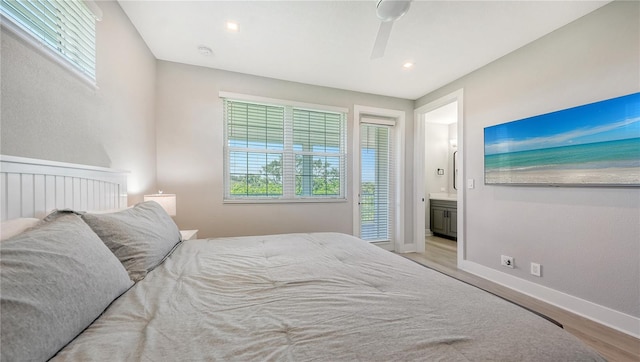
[484,92,640,186]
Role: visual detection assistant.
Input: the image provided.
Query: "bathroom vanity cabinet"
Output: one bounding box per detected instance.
[430,199,457,240]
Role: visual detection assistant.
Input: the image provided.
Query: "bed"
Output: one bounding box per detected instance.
[0,156,604,361]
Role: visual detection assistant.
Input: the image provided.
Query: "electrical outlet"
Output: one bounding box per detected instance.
[501,255,514,268]
[531,262,541,277]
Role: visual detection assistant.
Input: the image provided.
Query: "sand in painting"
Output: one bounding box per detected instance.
[485,166,640,185]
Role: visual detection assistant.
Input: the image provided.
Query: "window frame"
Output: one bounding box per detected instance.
[0,0,100,87]
[221,92,348,204]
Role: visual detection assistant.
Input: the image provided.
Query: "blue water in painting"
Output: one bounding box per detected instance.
[485,137,640,171]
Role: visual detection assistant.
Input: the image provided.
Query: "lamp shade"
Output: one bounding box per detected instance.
[144,193,176,216]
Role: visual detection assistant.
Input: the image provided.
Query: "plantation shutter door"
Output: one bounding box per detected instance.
[359,118,395,242]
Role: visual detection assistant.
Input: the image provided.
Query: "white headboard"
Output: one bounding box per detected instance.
[0,155,128,221]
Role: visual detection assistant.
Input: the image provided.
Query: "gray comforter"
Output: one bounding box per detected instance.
[53,233,604,361]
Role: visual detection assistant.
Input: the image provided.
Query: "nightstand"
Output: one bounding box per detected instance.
[180,230,199,241]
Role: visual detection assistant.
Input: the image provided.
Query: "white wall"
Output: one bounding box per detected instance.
[0,0,157,202]
[416,0,639,329]
[424,121,459,231]
[155,61,414,239]
[424,123,449,196]
[424,123,448,232]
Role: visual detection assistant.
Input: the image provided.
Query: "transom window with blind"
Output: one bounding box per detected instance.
[0,0,100,82]
[222,93,347,202]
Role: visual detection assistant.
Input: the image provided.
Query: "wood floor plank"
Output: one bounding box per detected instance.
[399,236,640,362]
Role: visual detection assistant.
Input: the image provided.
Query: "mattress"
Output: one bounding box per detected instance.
[52,232,603,361]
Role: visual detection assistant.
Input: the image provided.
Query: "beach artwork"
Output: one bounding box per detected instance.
[484,92,640,186]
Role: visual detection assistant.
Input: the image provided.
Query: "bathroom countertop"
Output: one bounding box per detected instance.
[429,193,457,201]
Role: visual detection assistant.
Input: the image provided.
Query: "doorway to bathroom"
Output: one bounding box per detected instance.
[413,89,464,265]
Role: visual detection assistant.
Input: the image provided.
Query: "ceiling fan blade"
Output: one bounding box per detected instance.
[370,21,393,59]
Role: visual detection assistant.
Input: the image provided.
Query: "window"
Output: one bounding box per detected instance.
[0,0,99,82]
[223,95,347,202]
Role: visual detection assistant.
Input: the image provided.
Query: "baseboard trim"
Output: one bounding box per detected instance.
[396,241,415,253]
[459,260,640,339]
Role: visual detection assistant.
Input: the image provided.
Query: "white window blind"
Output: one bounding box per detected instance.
[224,98,346,202]
[359,123,394,242]
[1,0,97,81]
[293,109,345,197]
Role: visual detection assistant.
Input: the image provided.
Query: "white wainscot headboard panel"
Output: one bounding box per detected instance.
[0,155,128,221]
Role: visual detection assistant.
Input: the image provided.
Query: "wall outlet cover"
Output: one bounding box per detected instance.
[531,262,541,277]
[501,255,514,268]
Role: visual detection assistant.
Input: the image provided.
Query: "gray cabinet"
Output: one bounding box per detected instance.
[430,200,457,240]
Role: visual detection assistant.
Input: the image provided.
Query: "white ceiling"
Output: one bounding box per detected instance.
[118,0,610,100]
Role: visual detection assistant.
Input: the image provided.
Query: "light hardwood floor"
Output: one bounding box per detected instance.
[401,236,640,362]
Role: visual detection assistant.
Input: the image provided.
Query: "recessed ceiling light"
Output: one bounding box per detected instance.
[226,21,239,32]
[403,62,414,69]
[198,46,213,56]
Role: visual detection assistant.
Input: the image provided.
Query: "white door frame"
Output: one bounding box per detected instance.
[353,105,405,252]
[413,89,464,263]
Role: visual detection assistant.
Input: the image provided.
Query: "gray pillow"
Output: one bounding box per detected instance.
[81,201,182,282]
[0,213,133,362]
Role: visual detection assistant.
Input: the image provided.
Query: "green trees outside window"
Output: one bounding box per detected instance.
[230,158,341,197]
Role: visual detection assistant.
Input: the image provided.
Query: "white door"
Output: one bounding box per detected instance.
[353,105,405,252]
[359,120,394,243]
